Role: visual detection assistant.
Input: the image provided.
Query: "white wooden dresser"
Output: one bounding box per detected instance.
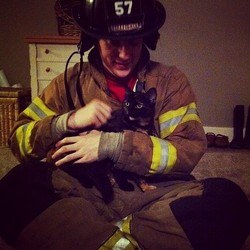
[25,36,88,99]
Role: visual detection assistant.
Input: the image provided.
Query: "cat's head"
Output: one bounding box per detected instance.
[122,87,157,127]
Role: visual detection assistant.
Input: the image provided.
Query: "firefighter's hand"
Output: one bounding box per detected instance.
[67,99,112,130]
[52,130,101,166]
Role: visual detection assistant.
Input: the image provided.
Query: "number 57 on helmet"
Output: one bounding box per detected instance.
[72,0,166,40]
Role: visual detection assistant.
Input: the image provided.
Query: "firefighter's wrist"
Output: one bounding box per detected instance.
[67,110,79,130]
[51,111,77,141]
[98,132,124,162]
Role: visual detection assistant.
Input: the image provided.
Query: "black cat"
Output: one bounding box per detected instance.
[103,86,157,134]
[61,84,157,203]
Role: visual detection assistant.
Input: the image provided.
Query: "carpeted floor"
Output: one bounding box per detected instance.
[0,147,19,179]
[192,147,250,200]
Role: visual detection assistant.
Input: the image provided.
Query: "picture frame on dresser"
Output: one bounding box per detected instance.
[24,36,89,99]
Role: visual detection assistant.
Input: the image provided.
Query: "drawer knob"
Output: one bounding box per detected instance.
[46,67,51,72]
[45,49,50,54]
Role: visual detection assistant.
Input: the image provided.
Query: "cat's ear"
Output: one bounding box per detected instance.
[135,81,145,93]
[146,88,157,103]
[125,88,132,99]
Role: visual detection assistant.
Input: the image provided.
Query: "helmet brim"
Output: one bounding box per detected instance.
[72,1,166,40]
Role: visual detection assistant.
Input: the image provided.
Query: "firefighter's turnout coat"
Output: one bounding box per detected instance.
[7,47,209,249]
[9,47,207,172]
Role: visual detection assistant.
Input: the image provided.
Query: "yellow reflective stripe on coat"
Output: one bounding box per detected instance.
[116,216,139,248]
[99,230,134,250]
[99,216,139,250]
[15,121,37,159]
[159,102,201,139]
[16,97,56,159]
[23,97,56,121]
[150,136,177,174]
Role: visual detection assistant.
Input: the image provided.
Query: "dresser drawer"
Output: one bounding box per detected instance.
[27,36,90,99]
[37,62,77,80]
[37,44,80,62]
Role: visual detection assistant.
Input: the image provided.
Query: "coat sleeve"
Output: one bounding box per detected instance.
[115,66,207,175]
[8,71,72,163]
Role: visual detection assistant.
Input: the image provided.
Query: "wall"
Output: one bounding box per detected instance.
[155,0,250,128]
[0,0,249,129]
[0,0,57,87]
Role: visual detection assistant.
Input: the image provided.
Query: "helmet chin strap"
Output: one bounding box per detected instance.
[76,43,85,107]
[64,50,78,110]
[64,33,86,110]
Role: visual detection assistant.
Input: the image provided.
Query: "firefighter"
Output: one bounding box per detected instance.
[1,0,249,249]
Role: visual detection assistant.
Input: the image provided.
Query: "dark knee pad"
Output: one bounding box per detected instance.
[202,177,248,199]
[0,161,59,245]
[170,178,250,250]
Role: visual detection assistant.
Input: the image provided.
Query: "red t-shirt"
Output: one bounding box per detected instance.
[106,76,137,102]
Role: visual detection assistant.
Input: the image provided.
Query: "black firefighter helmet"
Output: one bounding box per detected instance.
[72,0,166,41]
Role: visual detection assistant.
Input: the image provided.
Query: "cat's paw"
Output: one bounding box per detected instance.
[119,182,135,191]
[140,183,157,192]
[137,179,157,192]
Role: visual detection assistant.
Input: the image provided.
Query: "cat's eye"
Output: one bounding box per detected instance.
[124,101,130,107]
[136,104,143,109]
